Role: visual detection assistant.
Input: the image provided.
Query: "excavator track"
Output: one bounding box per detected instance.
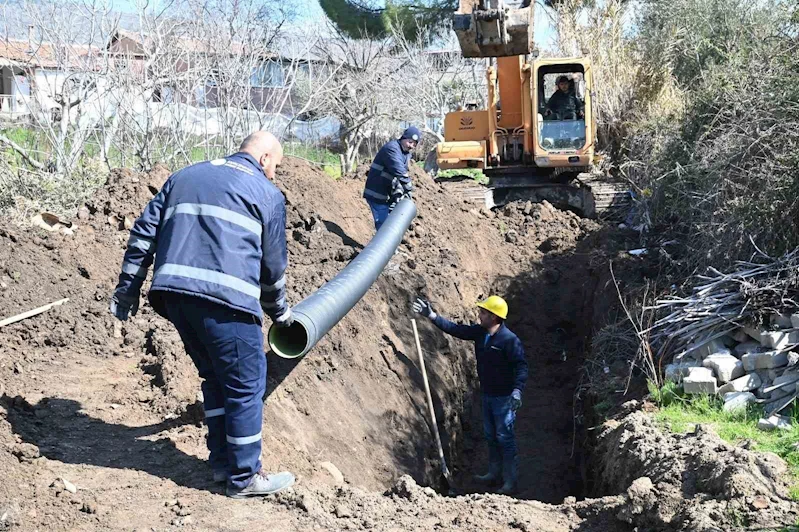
[576,173,632,220]
[442,172,631,220]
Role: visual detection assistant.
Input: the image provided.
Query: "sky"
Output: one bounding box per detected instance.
[109,0,556,46]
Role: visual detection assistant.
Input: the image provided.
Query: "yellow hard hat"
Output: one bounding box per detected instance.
[476,295,508,320]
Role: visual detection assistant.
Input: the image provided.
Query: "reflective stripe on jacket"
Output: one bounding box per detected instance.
[113,152,290,323]
[363,139,413,204]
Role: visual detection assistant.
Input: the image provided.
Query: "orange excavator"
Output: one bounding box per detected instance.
[434,0,629,218]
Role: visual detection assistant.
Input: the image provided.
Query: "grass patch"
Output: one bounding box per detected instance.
[436,168,488,184]
[593,398,614,418]
[283,143,342,179]
[653,386,799,499]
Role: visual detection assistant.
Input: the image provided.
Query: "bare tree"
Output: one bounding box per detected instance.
[302,26,394,174]
[1,0,320,174]
[0,0,111,174]
[388,23,486,142]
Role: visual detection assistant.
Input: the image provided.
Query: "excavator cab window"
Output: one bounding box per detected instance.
[538,70,587,150]
[541,72,585,121]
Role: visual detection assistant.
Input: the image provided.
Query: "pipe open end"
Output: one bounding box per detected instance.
[268,320,311,359]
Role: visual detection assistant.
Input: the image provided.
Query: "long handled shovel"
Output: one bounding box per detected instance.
[411,318,455,492]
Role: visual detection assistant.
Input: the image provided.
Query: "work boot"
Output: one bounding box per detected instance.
[496,481,517,495]
[226,471,295,498]
[473,471,501,485]
[497,455,518,495]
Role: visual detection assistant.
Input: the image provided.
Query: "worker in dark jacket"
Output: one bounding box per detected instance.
[110,131,295,499]
[413,295,528,495]
[545,75,584,120]
[363,126,421,231]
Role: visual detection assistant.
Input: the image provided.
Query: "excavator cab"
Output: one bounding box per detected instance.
[437,58,595,174]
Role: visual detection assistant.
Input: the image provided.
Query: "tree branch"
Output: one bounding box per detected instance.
[0,134,45,170]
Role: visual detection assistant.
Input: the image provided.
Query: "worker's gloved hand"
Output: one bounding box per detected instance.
[110,292,139,321]
[274,308,294,328]
[412,297,436,320]
[388,194,402,212]
[510,389,522,412]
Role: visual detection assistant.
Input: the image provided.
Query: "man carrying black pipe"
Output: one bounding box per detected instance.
[413,295,528,495]
[110,131,296,498]
[363,126,421,231]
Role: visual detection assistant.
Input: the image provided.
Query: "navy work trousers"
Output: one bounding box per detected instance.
[482,394,518,486]
[366,199,390,231]
[162,292,265,489]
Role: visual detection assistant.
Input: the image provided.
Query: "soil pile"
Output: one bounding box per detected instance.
[0,157,797,530]
[594,408,799,530]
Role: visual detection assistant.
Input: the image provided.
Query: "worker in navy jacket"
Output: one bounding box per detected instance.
[363,126,421,231]
[414,294,528,495]
[110,131,295,499]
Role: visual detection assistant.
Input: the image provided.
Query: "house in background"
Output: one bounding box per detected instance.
[103,27,318,115]
[0,36,94,119]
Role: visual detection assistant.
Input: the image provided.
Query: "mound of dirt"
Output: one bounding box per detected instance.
[83,163,171,230]
[595,409,799,530]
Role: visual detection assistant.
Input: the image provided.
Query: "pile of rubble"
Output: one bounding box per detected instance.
[666,313,799,430]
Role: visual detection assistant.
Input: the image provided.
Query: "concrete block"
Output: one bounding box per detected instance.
[763,372,799,394]
[718,373,762,394]
[720,335,737,347]
[664,359,700,384]
[766,387,794,403]
[757,414,792,432]
[765,389,798,416]
[733,341,764,358]
[743,327,764,343]
[742,351,788,372]
[771,314,795,329]
[731,329,750,343]
[792,314,799,329]
[722,392,756,413]
[673,351,700,364]
[687,338,729,360]
[755,370,772,382]
[761,329,799,350]
[702,354,744,383]
[683,367,717,395]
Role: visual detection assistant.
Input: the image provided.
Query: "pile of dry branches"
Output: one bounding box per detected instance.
[646,245,799,361]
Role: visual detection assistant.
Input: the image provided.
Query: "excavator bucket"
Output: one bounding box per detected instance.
[453,0,534,58]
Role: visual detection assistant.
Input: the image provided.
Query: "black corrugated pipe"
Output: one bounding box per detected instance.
[268,199,417,358]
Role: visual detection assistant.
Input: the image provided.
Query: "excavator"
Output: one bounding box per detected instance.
[434,0,629,218]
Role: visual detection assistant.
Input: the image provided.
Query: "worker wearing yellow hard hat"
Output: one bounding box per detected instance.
[476,295,508,320]
[413,293,528,495]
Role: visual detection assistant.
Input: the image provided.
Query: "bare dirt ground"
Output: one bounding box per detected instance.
[0,159,797,531]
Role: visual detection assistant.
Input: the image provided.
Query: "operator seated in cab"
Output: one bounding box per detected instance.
[544,75,584,121]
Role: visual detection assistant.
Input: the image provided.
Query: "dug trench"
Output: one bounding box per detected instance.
[0,160,797,531]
